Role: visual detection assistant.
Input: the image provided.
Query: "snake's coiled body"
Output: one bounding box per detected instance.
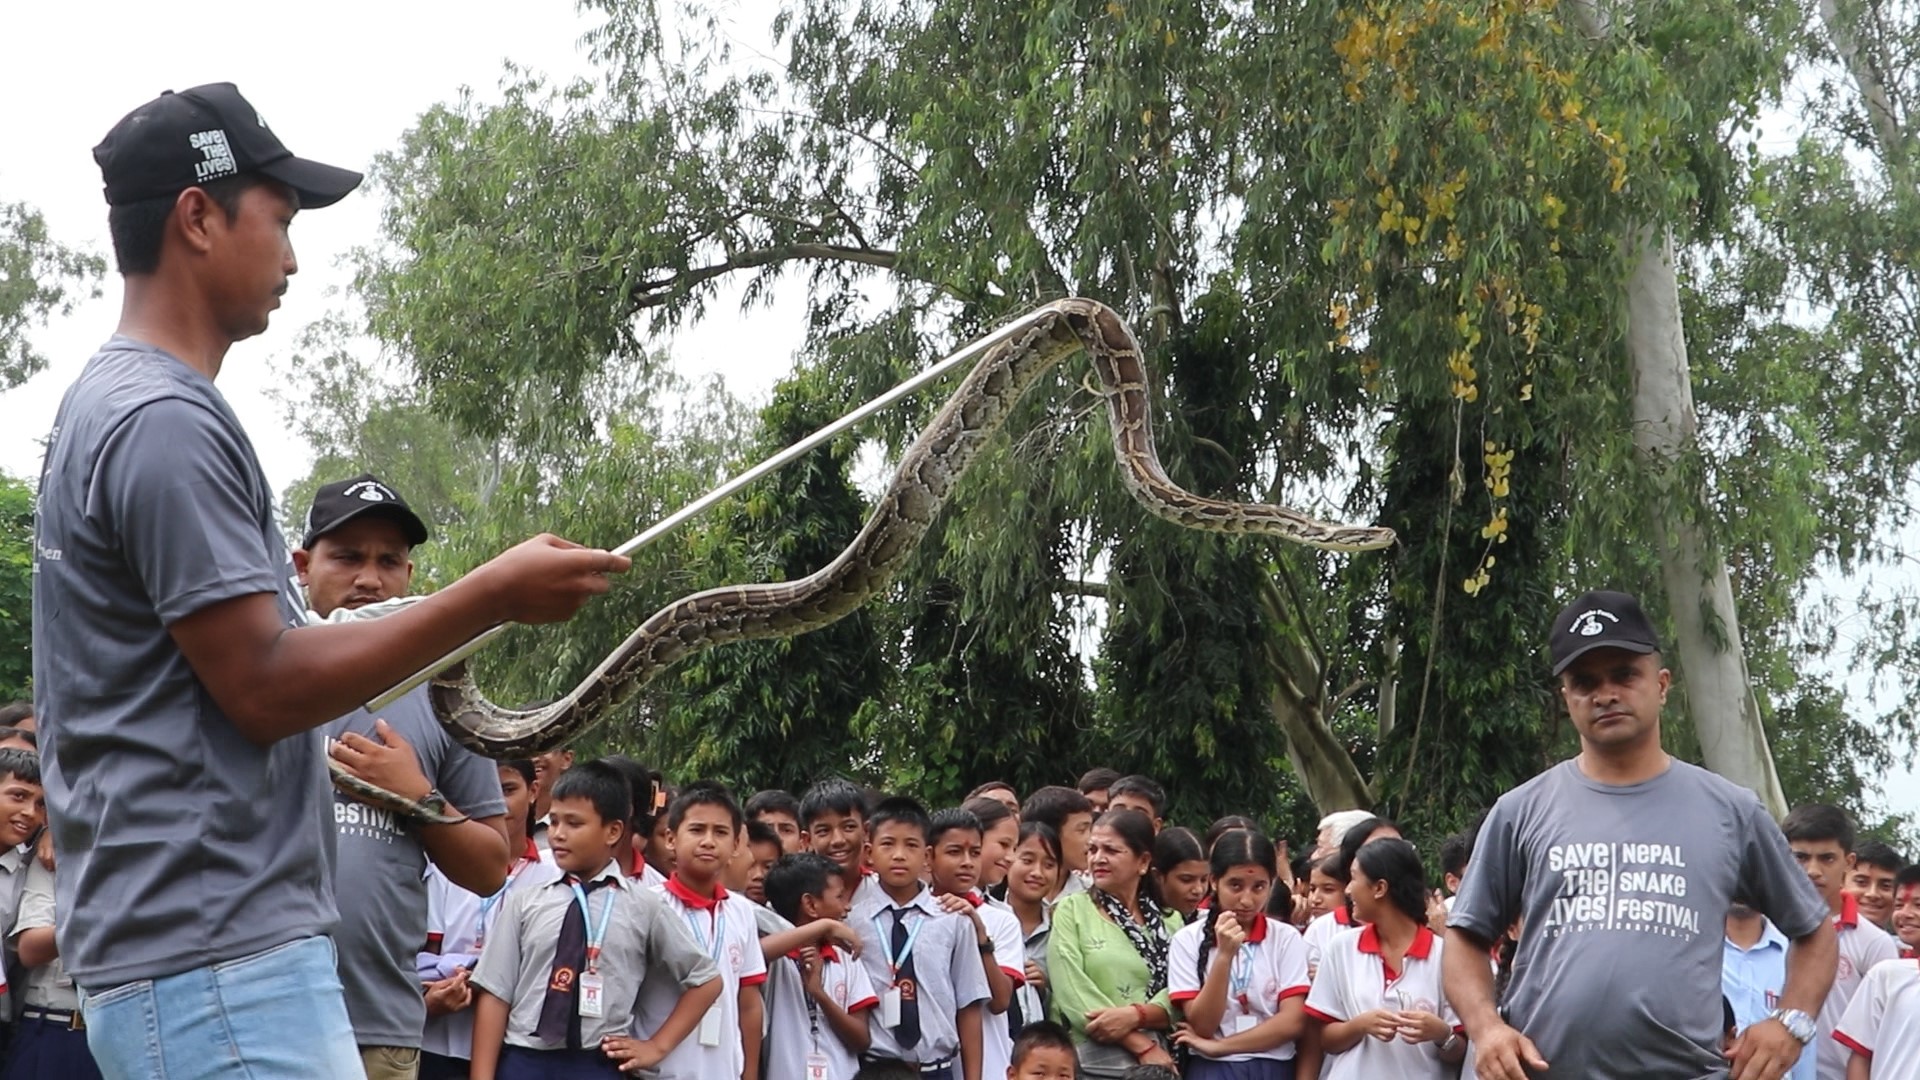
[413,298,1393,766]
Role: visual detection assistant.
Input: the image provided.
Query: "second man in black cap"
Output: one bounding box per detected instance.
[298,474,513,1080]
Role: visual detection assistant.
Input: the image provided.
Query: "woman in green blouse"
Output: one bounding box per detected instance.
[1047,808,1185,1076]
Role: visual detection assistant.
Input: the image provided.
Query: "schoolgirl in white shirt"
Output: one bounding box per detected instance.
[419,758,561,1079]
[1168,830,1310,1079]
[1303,838,1466,1080]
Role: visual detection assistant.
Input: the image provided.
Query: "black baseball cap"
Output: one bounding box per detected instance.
[93,83,362,209]
[301,474,430,549]
[1549,590,1661,675]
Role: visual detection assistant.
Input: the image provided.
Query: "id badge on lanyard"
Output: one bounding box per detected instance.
[571,882,615,1020]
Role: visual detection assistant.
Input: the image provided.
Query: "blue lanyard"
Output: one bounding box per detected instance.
[874,908,924,980]
[1229,940,1255,1002]
[569,881,616,972]
[477,858,534,938]
[683,905,727,962]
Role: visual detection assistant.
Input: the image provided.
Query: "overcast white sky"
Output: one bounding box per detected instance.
[0,0,801,490]
[2,1,1914,826]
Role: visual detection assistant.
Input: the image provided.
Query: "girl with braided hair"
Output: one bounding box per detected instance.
[1167,830,1310,1078]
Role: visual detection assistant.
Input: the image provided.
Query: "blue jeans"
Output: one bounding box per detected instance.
[81,936,362,1080]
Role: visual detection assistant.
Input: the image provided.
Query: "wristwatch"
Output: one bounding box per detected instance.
[977,939,996,955]
[1439,1033,1463,1053]
[1769,1008,1817,1045]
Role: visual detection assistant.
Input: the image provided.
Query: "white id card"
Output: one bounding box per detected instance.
[698,1001,724,1047]
[805,1052,831,1080]
[879,986,902,1028]
[578,973,605,1019]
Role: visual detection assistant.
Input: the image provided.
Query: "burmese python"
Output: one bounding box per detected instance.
[331,298,1394,823]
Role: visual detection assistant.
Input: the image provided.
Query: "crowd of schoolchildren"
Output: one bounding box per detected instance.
[0,697,1917,1080]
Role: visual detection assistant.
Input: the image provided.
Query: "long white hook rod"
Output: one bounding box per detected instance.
[362,315,1032,712]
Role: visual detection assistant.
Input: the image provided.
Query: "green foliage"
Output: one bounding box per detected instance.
[0,473,31,701]
[0,201,104,390]
[332,0,1919,841]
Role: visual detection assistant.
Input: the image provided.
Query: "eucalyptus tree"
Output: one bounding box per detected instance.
[0,200,101,390]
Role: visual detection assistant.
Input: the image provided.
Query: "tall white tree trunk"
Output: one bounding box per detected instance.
[1625,231,1789,817]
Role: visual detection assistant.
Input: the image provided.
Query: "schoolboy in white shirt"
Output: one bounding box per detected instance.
[851,797,991,1080]
[641,782,771,1080]
[469,761,721,1080]
[763,852,881,1080]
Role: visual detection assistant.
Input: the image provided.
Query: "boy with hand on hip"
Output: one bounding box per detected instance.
[469,761,721,1080]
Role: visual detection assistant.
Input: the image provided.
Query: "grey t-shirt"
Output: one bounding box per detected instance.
[323,688,505,1049]
[31,338,335,988]
[1449,758,1827,1079]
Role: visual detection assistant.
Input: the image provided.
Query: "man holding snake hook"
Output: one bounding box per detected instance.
[31,83,628,1079]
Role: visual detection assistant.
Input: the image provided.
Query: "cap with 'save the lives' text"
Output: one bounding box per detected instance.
[93,82,362,209]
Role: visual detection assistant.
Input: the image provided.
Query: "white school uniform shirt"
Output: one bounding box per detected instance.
[851,882,992,1065]
[1304,924,1460,1080]
[1833,957,1920,1080]
[420,841,561,1060]
[970,894,1028,1080]
[1302,906,1354,976]
[764,940,881,1080]
[1817,893,1902,1080]
[1168,913,1310,1062]
[638,875,770,1080]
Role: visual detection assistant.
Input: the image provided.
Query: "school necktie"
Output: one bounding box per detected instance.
[890,906,922,1048]
[535,877,610,1048]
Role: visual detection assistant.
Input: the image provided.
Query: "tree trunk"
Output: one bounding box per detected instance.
[1816,0,1908,170]
[1625,230,1789,817]
[1257,575,1375,812]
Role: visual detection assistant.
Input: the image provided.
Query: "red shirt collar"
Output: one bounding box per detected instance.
[516,836,541,865]
[623,846,647,879]
[964,891,986,909]
[1246,914,1269,943]
[1835,893,1860,929]
[1334,906,1352,926]
[665,872,729,910]
[1356,923,1435,978]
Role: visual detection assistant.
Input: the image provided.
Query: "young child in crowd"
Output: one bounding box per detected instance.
[603,755,667,887]
[762,852,881,1080]
[2,751,78,1080]
[469,761,721,1080]
[1005,821,1063,1042]
[1781,804,1901,1080]
[1019,787,1095,902]
[420,758,558,1080]
[963,797,1020,904]
[1008,1020,1077,1080]
[1168,830,1308,1078]
[928,808,1026,1080]
[641,782,770,1080]
[1150,828,1209,924]
[853,797,990,1080]
[728,819,783,909]
[803,778,881,909]
[748,790,807,855]
[1849,841,1908,934]
[1893,865,1920,959]
[1105,777,1167,834]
